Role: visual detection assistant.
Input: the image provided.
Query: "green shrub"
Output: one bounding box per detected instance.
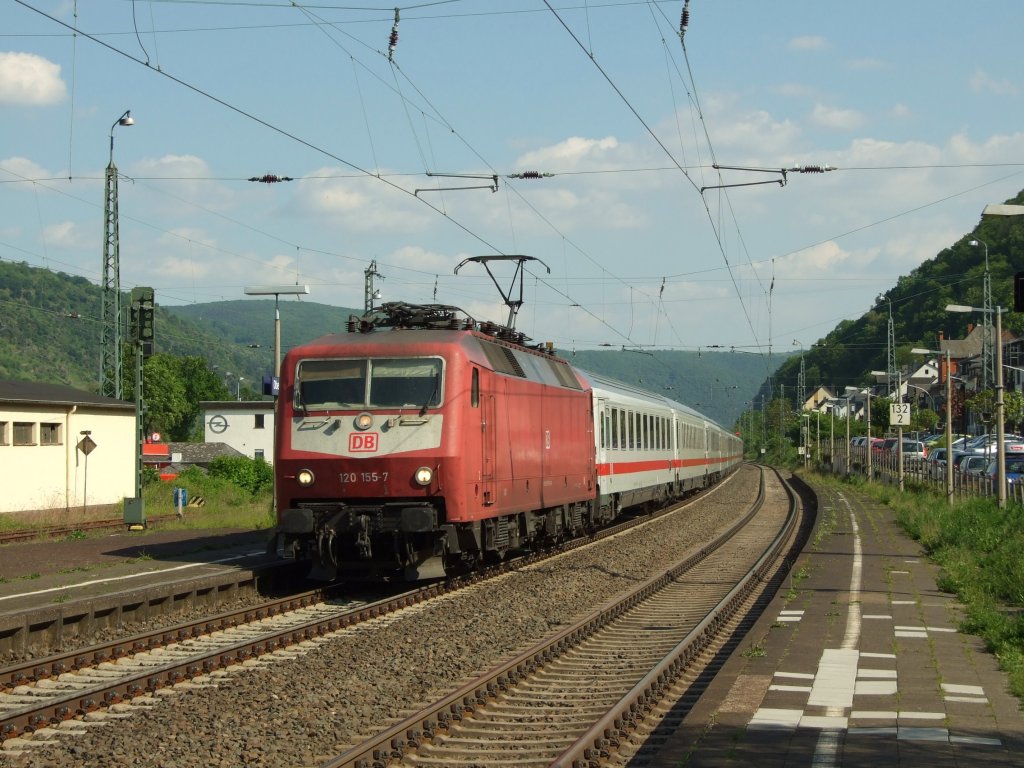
[207,455,273,496]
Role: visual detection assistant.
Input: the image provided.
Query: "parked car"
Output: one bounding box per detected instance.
[959,454,991,477]
[984,456,1024,491]
[965,434,1024,455]
[926,447,948,479]
[900,440,927,461]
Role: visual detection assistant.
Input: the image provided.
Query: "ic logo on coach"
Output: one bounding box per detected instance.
[349,432,379,452]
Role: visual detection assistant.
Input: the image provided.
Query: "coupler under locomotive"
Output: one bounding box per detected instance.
[274,500,477,581]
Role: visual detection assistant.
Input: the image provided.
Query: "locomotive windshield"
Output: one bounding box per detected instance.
[296,357,443,410]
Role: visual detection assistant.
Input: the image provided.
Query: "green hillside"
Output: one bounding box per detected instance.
[0,262,774,426]
[769,189,1024,400]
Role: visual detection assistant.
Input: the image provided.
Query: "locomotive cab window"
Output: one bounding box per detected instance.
[296,357,443,410]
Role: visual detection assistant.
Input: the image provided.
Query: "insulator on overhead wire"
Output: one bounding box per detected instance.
[507,171,552,179]
[680,0,691,37]
[249,174,293,183]
[388,8,400,62]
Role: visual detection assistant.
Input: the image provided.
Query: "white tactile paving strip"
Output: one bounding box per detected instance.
[750,610,1000,745]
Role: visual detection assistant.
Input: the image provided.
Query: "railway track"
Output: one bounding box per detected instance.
[0,479,735,750]
[0,516,176,545]
[321,466,801,768]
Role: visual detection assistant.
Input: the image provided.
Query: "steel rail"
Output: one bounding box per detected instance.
[0,472,742,746]
[317,466,793,768]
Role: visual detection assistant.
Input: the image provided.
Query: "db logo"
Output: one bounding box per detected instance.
[349,432,379,452]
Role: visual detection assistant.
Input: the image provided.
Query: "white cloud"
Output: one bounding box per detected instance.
[788,36,827,51]
[696,98,801,156]
[292,168,435,233]
[41,221,84,248]
[135,154,210,178]
[810,103,865,131]
[847,57,885,71]
[969,68,1018,96]
[0,52,66,105]
[774,241,854,276]
[388,245,458,273]
[775,82,817,98]
[516,136,619,169]
[0,156,54,182]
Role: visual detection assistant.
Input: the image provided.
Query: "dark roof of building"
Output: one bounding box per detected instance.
[199,400,275,412]
[167,442,246,464]
[0,380,134,409]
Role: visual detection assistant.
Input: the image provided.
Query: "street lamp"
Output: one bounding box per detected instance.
[968,238,992,390]
[99,109,135,400]
[843,387,876,483]
[905,382,935,410]
[947,303,1005,508]
[243,285,311,389]
[872,369,903,489]
[911,347,953,505]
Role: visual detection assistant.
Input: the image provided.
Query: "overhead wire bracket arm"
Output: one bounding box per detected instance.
[702,163,835,194]
[415,172,499,196]
[701,179,784,194]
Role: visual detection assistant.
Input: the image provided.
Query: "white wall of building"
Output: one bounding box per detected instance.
[201,401,275,463]
[0,404,135,514]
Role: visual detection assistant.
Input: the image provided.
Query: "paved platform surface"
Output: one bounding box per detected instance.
[0,525,275,616]
[650,475,1024,767]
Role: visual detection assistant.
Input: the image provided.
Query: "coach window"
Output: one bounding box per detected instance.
[610,408,619,449]
[471,368,479,407]
[642,414,649,450]
[13,422,34,446]
[0,421,7,445]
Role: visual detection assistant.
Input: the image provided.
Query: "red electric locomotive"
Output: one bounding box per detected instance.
[273,303,601,580]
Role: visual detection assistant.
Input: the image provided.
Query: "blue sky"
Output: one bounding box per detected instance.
[3,1,1024,366]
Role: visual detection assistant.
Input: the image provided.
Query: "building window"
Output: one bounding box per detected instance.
[0,421,7,445]
[254,449,265,461]
[254,414,265,429]
[14,422,35,445]
[40,423,62,446]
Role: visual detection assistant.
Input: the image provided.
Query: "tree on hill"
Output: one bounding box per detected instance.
[133,354,231,440]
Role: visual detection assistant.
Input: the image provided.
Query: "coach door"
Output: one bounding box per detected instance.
[478,368,497,507]
[596,398,609,480]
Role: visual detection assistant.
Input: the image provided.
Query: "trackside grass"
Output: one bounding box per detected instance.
[0,466,275,536]
[806,471,1024,702]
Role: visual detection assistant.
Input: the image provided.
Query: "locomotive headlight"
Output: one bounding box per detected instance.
[413,466,433,486]
[354,412,374,431]
[296,469,315,487]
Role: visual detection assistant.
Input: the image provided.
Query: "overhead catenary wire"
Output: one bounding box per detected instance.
[10,1,1019,360]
